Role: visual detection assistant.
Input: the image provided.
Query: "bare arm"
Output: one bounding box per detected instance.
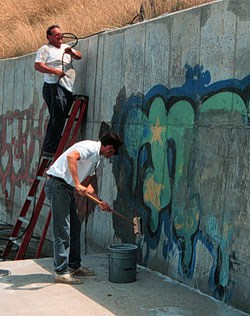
[34,62,65,78]
[64,47,82,60]
[67,150,109,210]
[85,182,110,211]
[67,150,83,190]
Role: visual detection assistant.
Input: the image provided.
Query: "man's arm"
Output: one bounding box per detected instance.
[67,150,110,211]
[85,183,110,211]
[64,47,82,60]
[67,150,84,191]
[34,62,65,78]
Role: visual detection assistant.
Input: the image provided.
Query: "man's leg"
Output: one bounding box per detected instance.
[51,181,71,273]
[68,195,95,276]
[42,83,73,154]
[45,179,82,284]
[68,196,81,270]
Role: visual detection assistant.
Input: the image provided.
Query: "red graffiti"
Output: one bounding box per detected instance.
[0,102,48,212]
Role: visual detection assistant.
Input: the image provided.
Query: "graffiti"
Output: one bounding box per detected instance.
[111,65,250,301]
[0,102,48,212]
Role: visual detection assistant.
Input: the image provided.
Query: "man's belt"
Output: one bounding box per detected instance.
[47,175,67,184]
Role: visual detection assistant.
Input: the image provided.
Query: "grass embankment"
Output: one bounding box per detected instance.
[0,0,213,59]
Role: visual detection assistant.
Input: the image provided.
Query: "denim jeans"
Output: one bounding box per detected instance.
[42,83,74,153]
[45,177,81,274]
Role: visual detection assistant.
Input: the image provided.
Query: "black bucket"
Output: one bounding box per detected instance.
[108,243,138,283]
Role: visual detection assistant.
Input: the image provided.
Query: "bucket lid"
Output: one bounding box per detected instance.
[108,243,138,252]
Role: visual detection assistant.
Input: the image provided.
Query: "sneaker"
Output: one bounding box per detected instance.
[54,272,82,284]
[69,266,95,276]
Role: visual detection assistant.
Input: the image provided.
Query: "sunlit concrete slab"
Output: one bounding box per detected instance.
[0,254,248,316]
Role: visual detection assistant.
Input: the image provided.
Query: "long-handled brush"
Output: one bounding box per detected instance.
[85,193,141,235]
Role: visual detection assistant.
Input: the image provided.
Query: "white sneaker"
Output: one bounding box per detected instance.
[54,272,82,284]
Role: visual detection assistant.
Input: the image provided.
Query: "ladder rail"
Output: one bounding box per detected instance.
[35,210,51,259]
[2,96,88,260]
[68,99,88,146]
[35,97,88,258]
[2,158,50,258]
[54,98,88,159]
[15,188,46,260]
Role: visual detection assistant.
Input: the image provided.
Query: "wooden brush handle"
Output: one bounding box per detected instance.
[85,192,135,226]
[85,192,102,205]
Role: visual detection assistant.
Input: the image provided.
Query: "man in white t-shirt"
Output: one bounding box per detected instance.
[45,131,123,284]
[34,25,82,157]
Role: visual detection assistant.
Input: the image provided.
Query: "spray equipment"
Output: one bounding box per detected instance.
[85,193,142,235]
[58,32,79,84]
[61,32,79,48]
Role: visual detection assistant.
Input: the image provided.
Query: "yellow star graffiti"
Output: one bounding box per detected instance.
[150,117,165,147]
[144,175,165,210]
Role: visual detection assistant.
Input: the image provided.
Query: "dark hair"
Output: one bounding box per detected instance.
[100,131,123,155]
[46,25,61,38]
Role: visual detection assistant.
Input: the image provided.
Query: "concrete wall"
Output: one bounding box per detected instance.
[0,0,250,313]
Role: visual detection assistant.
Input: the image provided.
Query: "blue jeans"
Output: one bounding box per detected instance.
[45,177,81,274]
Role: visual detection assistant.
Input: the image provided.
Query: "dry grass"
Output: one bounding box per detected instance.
[0,0,214,59]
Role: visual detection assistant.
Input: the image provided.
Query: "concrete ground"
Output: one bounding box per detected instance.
[0,254,249,316]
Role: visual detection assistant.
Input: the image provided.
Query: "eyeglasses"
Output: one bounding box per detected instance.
[50,33,62,38]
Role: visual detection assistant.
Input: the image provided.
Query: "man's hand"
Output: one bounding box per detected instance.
[99,200,111,212]
[34,62,66,78]
[75,183,96,196]
[55,69,66,78]
[64,47,82,59]
[64,47,72,54]
[76,186,111,212]
[75,183,87,196]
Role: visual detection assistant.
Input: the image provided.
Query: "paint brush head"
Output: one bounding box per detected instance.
[133,217,142,235]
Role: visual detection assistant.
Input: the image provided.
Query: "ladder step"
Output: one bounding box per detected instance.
[9,237,21,247]
[18,216,30,225]
[43,201,51,208]
[2,96,88,260]
[74,95,88,100]
[36,175,46,181]
[41,156,54,161]
[66,114,80,121]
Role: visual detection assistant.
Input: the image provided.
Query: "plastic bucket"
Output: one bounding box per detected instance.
[108,243,138,283]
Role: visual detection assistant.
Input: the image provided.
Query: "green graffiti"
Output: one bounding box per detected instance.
[125,98,196,234]
[200,92,246,114]
[124,108,148,191]
[206,215,233,287]
[167,101,197,267]
[143,97,170,232]
[123,88,247,289]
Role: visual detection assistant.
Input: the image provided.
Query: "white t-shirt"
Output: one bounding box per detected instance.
[35,43,76,92]
[47,140,102,187]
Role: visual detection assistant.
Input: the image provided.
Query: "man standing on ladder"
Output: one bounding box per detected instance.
[45,131,123,284]
[34,25,82,157]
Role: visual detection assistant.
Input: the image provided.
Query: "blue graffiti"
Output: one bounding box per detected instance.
[111,65,250,302]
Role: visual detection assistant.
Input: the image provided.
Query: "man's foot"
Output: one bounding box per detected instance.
[0,269,11,276]
[54,272,82,284]
[69,266,95,276]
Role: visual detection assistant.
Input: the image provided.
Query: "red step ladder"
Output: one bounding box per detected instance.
[2,95,88,260]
